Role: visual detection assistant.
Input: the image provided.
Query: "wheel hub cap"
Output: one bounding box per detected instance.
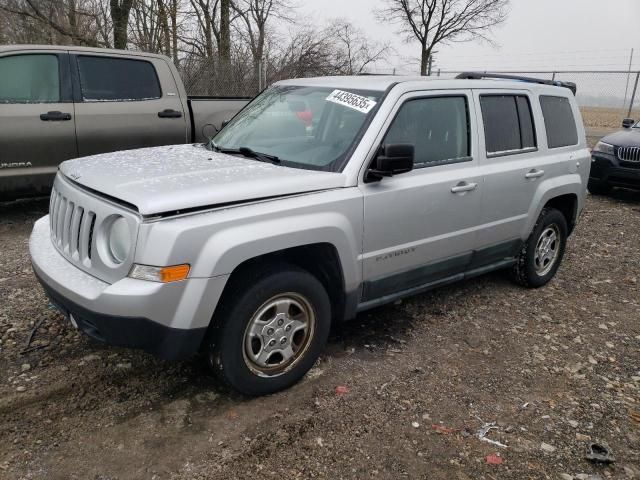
[243,294,315,377]
[534,224,560,276]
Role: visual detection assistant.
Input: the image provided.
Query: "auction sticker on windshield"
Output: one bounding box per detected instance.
[326,90,377,114]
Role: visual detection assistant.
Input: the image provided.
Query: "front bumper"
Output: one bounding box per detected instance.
[591,153,640,189]
[30,216,229,360]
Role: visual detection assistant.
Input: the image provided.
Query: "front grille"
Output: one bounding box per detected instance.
[49,186,96,265]
[617,146,640,163]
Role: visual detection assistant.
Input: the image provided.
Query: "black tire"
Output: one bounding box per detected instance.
[206,264,331,396]
[587,179,612,196]
[511,208,568,288]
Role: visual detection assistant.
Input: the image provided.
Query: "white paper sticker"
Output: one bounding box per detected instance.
[326,89,377,114]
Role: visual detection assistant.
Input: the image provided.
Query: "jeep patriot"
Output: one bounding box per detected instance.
[30,73,590,395]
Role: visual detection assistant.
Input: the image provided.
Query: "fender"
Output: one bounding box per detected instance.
[191,211,361,292]
[523,173,583,238]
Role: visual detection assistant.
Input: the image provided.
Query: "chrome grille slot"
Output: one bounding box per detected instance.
[618,146,640,163]
[87,214,96,260]
[70,207,84,257]
[62,201,74,252]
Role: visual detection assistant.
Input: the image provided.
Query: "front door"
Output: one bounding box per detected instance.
[71,52,187,157]
[0,51,77,197]
[359,91,483,305]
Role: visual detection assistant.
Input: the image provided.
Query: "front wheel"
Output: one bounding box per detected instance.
[206,265,331,396]
[511,208,568,288]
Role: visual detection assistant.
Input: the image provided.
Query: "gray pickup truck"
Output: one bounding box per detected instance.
[30,73,589,396]
[0,45,249,199]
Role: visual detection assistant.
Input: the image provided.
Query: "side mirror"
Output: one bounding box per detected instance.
[622,118,635,129]
[367,144,414,182]
[220,120,230,130]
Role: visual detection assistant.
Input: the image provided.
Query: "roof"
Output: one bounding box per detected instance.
[0,44,169,60]
[277,75,576,96]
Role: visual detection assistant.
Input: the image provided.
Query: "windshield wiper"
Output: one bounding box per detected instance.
[210,143,281,165]
[238,147,281,164]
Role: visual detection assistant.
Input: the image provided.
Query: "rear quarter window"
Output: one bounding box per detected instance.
[539,95,578,148]
[77,55,161,101]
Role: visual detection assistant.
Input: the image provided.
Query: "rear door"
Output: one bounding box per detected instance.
[473,90,543,250]
[359,90,484,305]
[71,52,187,157]
[0,51,76,197]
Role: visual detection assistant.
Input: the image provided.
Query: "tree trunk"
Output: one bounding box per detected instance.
[219,0,231,63]
[420,45,428,76]
[219,0,231,93]
[170,0,178,65]
[111,0,134,50]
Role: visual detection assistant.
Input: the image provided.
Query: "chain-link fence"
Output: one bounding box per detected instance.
[179,63,640,130]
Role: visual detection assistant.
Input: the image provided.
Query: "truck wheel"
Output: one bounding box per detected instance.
[511,208,568,288]
[587,179,612,196]
[206,265,331,396]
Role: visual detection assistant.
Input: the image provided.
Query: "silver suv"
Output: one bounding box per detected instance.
[30,73,590,395]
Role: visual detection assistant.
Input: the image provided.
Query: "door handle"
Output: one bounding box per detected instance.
[40,111,72,121]
[525,169,545,179]
[451,181,478,194]
[158,109,183,118]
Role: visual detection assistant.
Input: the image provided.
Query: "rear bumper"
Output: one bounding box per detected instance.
[30,216,229,360]
[591,153,640,189]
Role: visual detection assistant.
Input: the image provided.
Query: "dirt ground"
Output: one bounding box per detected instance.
[1,188,639,480]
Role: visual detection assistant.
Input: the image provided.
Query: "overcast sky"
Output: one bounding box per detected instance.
[298,0,640,74]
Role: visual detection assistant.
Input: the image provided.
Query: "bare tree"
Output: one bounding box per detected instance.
[232,0,293,85]
[0,0,106,46]
[326,20,390,75]
[377,0,508,75]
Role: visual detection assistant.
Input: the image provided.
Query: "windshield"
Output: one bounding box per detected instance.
[212,85,383,171]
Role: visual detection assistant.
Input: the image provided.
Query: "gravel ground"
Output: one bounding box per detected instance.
[1,189,639,480]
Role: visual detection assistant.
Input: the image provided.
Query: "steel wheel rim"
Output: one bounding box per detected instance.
[534,224,561,276]
[242,293,316,377]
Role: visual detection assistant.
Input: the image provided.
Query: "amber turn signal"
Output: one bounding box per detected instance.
[129,264,190,283]
[159,264,190,283]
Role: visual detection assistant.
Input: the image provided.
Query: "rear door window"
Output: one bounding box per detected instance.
[0,54,60,103]
[480,94,536,155]
[77,56,161,101]
[384,96,471,167]
[540,95,578,148]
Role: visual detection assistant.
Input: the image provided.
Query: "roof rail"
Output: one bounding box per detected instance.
[455,72,577,95]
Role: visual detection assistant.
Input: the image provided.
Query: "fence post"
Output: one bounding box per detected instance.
[627,72,640,118]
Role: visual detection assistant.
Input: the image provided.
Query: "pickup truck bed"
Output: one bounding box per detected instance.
[0,45,250,200]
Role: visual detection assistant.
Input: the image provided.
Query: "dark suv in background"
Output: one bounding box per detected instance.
[589,118,640,194]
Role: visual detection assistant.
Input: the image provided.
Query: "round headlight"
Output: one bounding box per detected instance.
[108,217,131,263]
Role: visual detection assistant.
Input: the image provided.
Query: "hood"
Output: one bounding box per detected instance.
[602,128,640,148]
[59,144,347,215]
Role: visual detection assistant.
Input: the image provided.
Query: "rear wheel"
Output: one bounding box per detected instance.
[587,179,612,196]
[511,208,568,288]
[206,265,331,396]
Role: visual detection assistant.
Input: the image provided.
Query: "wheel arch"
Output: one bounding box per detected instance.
[210,243,352,334]
[543,193,578,234]
[525,177,583,237]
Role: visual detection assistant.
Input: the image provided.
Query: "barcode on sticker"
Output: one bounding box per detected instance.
[326,90,377,113]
